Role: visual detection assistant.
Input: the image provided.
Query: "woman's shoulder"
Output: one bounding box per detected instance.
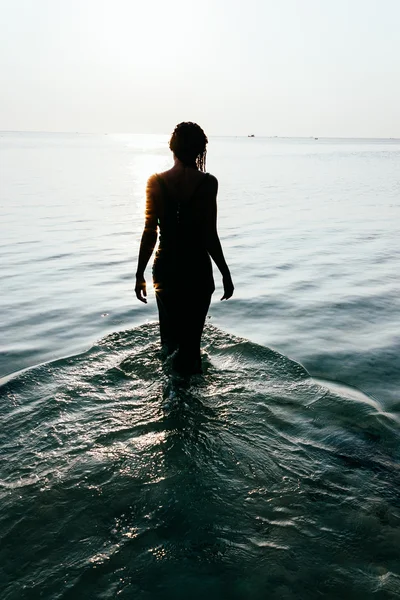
[198,173,218,198]
[147,170,172,192]
[204,172,218,189]
[147,171,168,188]
[147,172,164,190]
[147,172,163,183]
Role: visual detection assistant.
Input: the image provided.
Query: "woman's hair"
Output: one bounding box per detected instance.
[169,122,208,172]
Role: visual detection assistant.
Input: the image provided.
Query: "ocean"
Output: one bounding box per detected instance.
[1,132,399,599]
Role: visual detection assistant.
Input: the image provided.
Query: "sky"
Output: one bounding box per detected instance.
[1,0,400,137]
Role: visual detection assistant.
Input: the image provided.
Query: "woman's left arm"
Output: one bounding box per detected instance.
[135,176,158,303]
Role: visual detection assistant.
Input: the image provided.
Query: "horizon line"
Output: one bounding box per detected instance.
[1,130,400,141]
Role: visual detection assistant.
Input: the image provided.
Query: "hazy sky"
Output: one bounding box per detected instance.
[1,0,399,136]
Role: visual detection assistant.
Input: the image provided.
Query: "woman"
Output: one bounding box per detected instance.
[135,122,234,374]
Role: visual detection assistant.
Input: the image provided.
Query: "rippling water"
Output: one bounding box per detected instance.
[1,133,400,598]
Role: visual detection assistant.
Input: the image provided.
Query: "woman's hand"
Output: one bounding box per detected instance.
[135,275,147,303]
[221,274,234,300]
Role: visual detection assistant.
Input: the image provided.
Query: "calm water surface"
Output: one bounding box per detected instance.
[1,133,399,599]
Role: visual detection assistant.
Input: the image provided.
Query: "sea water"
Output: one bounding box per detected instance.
[1,133,399,599]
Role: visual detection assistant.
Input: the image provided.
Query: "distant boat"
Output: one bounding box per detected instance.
[314,137,318,140]
[248,134,255,138]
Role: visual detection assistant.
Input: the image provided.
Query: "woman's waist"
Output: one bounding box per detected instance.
[153,250,214,288]
[156,242,208,257]
[154,247,211,269]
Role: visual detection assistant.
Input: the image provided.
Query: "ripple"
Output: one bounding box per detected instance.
[1,325,399,598]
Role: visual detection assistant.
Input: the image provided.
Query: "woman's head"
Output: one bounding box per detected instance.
[169,122,208,172]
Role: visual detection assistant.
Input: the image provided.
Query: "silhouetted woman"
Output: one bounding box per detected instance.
[135,122,234,374]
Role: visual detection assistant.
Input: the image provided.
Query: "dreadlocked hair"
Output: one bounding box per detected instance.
[169,122,208,172]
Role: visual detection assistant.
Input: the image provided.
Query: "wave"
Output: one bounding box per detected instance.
[1,324,399,599]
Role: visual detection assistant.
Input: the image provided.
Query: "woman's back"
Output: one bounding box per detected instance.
[155,169,212,248]
[152,167,215,292]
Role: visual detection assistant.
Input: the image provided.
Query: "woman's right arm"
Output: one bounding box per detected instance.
[135,176,158,303]
[204,176,234,300]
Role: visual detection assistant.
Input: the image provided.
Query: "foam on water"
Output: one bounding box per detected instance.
[1,325,399,599]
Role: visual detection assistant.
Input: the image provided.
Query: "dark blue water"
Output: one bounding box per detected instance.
[1,134,400,598]
[2,325,400,599]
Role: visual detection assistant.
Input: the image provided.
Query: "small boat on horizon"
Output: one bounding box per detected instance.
[248,134,255,138]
